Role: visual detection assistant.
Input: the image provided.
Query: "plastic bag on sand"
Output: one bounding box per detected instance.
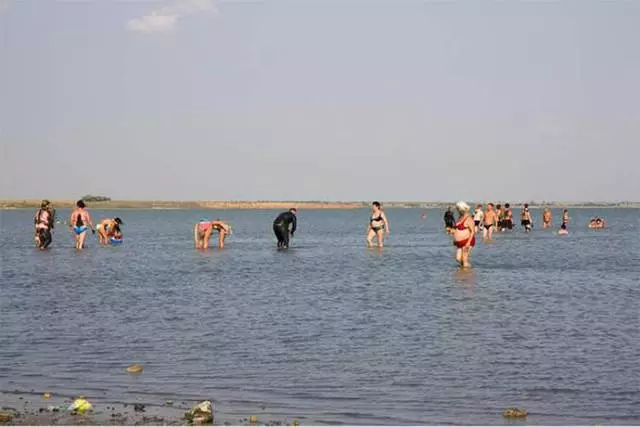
[185,401,214,425]
[68,398,93,414]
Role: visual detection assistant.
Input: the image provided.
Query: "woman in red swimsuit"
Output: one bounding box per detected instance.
[452,201,476,268]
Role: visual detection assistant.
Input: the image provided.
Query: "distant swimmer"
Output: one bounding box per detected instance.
[483,203,498,240]
[194,218,232,249]
[452,201,475,268]
[367,201,390,248]
[273,208,297,249]
[473,204,484,234]
[502,203,514,231]
[34,200,55,250]
[562,208,570,226]
[444,206,456,232]
[588,217,606,229]
[496,204,503,230]
[69,200,94,250]
[542,207,552,228]
[96,217,123,245]
[520,203,533,232]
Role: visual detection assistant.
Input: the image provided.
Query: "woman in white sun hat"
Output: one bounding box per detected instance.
[451,201,476,268]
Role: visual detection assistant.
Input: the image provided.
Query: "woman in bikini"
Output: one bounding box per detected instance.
[96,217,123,245]
[366,201,390,248]
[194,218,232,249]
[542,207,552,228]
[69,200,94,250]
[452,201,476,268]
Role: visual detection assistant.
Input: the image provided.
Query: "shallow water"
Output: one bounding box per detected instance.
[1,208,639,425]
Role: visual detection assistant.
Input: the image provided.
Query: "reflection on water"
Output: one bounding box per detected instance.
[1,208,639,425]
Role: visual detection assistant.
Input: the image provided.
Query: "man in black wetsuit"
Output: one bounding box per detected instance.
[273,208,297,248]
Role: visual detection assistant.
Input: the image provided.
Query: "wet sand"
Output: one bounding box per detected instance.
[0,392,292,426]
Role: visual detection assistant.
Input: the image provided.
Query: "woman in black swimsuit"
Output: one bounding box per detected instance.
[366,201,390,248]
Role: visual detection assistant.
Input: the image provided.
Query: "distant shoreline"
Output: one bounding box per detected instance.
[1,200,638,210]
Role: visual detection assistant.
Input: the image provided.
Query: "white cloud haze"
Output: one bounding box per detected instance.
[127,0,216,33]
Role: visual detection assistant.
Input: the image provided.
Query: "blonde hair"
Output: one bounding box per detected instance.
[455,201,470,213]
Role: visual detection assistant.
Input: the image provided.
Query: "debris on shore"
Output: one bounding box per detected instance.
[185,401,213,425]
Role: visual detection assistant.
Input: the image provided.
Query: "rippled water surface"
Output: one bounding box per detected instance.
[1,208,639,425]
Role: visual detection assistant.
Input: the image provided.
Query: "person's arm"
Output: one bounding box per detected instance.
[49,208,55,229]
[194,224,199,247]
[382,212,390,234]
[290,214,297,235]
[466,217,475,246]
[86,212,95,233]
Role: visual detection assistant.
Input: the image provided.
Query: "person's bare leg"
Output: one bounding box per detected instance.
[488,226,493,240]
[218,230,226,249]
[483,226,488,240]
[202,228,213,249]
[78,231,88,249]
[462,247,472,268]
[377,230,384,248]
[456,248,463,266]
[194,225,201,249]
[366,229,376,247]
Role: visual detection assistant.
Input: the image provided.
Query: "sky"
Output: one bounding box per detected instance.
[1,0,639,202]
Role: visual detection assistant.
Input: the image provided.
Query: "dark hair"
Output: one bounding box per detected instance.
[524,203,529,208]
[488,203,494,207]
[289,208,297,213]
[505,203,510,208]
[496,204,502,209]
[372,201,381,208]
[114,217,123,225]
[76,200,86,208]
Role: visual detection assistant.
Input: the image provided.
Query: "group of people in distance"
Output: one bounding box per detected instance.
[33,200,606,269]
[33,200,123,250]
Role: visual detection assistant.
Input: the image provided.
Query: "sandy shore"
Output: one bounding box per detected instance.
[1,200,636,210]
[0,391,293,426]
[0,200,368,210]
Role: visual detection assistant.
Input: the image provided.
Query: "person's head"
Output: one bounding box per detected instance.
[372,201,381,211]
[40,200,50,209]
[596,218,602,223]
[289,208,297,214]
[76,200,86,209]
[505,203,510,209]
[496,204,502,210]
[114,217,123,225]
[476,204,482,209]
[456,201,470,215]
[487,203,494,210]
[563,209,568,213]
[524,203,529,209]
[446,206,452,212]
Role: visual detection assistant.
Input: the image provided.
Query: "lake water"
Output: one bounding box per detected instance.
[1,208,639,425]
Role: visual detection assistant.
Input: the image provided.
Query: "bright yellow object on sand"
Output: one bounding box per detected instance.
[69,398,93,414]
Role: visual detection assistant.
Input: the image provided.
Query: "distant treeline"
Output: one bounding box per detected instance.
[81,195,111,202]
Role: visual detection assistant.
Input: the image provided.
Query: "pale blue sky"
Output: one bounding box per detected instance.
[1,0,638,202]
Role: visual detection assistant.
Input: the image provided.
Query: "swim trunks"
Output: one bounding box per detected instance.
[73,226,88,235]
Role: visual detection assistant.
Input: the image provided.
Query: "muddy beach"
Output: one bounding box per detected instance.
[0,392,295,426]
